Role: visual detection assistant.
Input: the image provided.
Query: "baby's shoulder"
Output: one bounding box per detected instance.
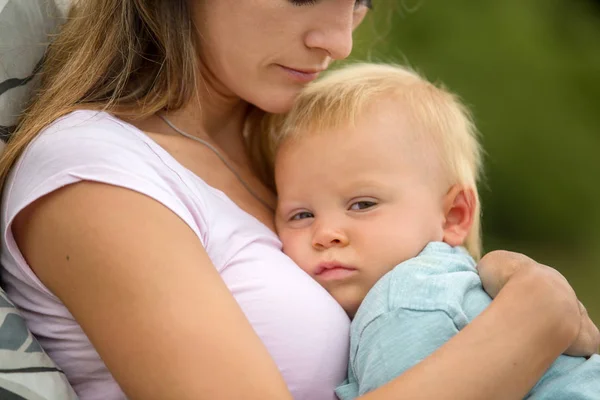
[353,242,482,333]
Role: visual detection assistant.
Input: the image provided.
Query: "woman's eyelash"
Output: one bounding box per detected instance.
[357,0,374,10]
[290,0,373,9]
[290,0,318,5]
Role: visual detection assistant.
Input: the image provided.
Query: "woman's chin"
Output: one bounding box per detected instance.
[250,89,302,115]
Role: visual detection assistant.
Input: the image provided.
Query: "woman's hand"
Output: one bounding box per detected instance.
[478,250,600,357]
[359,248,599,400]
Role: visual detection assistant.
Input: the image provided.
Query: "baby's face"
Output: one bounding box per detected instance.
[275,101,447,317]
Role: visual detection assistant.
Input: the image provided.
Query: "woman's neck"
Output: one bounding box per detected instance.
[163,92,251,166]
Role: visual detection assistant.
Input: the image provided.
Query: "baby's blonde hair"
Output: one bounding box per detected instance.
[263,63,483,259]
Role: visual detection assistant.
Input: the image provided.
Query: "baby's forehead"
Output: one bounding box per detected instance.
[278,116,442,180]
[282,98,433,151]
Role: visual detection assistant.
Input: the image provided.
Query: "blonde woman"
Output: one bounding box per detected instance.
[0,1,597,400]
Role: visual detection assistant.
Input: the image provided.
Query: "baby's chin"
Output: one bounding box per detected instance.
[322,280,369,319]
[332,292,363,320]
[345,305,360,320]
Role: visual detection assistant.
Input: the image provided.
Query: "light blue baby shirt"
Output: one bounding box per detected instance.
[335,242,600,399]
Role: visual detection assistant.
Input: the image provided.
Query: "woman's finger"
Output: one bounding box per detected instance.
[477,250,535,298]
[478,250,599,357]
[565,301,600,357]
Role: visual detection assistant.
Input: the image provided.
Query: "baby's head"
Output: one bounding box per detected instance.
[270,63,483,317]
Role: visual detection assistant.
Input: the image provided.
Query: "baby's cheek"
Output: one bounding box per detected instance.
[280,231,309,270]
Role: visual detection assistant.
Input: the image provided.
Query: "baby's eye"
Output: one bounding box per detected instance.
[349,201,377,211]
[290,211,314,221]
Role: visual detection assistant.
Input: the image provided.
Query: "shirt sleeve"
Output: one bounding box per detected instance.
[353,307,460,397]
[2,112,205,296]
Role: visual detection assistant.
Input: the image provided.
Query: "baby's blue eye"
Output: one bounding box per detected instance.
[350,201,377,211]
[291,211,314,221]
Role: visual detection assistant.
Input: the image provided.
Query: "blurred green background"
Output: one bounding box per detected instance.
[351,0,600,322]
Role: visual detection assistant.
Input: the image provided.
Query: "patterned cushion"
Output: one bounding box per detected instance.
[0,287,78,399]
[0,0,69,149]
[1,1,77,397]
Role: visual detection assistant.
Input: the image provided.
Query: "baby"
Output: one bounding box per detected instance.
[267,63,600,399]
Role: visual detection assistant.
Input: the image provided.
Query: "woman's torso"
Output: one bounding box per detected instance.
[0,110,350,400]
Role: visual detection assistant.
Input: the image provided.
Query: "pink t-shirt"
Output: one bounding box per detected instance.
[1,110,350,400]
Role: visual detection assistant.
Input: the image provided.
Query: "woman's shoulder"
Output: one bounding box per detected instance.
[6,110,198,208]
[3,110,209,247]
[19,109,172,171]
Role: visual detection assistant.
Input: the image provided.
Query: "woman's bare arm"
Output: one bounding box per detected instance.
[478,250,600,357]
[13,182,293,400]
[358,251,589,400]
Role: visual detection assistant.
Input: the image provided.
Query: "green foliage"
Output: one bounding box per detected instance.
[353,0,600,321]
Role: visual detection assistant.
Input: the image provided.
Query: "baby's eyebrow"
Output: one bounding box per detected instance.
[340,179,387,192]
[276,200,307,213]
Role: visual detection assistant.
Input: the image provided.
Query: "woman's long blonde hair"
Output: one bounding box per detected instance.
[0,0,207,185]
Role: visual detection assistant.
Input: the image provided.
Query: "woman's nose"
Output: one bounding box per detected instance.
[304,12,354,60]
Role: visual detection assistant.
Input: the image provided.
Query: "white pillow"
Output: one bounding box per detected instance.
[55,0,70,16]
[0,0,68,150]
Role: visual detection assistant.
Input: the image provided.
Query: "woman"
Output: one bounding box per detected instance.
[0,1,597,399]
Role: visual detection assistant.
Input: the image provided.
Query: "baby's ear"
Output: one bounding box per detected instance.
[442,185,477,247]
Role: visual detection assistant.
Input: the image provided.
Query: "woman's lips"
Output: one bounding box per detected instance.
[279,65,322,83]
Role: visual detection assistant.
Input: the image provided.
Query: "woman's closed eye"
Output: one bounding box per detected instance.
[356,0,374,10]
[349,200,377,211]
[290,0,374,10]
